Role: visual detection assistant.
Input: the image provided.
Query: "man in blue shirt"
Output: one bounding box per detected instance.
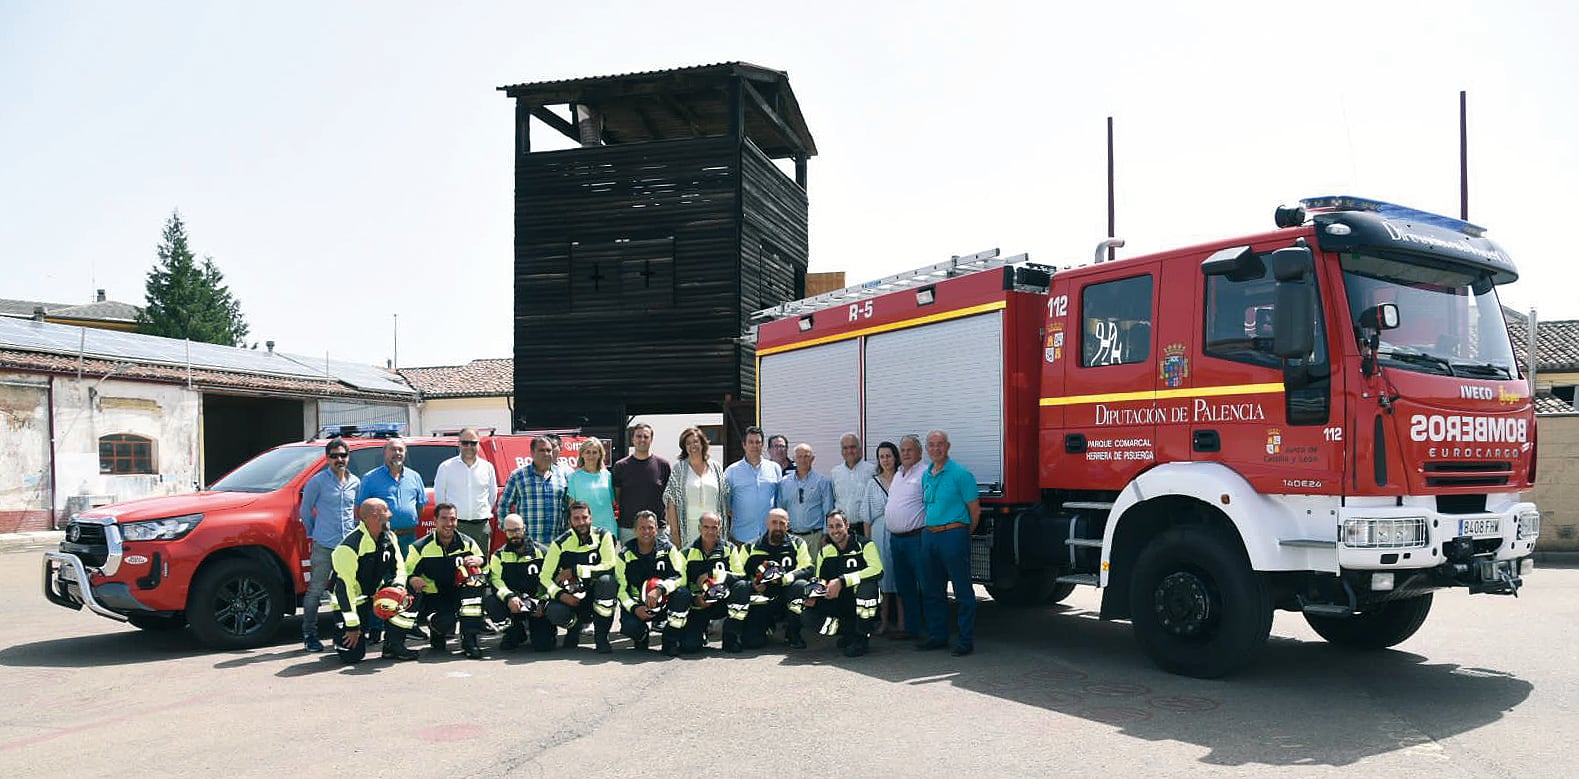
[917,429,981,657]
[725,426,781,544]
[357,437,427,554]
[777,443,835,558]
[299,437,360,652]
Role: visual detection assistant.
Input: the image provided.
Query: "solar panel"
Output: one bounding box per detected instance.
[0,317,415,395]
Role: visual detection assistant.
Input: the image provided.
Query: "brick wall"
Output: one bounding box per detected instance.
[1531,415,1579,551]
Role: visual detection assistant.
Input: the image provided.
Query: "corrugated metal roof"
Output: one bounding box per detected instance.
[498,61,781,91]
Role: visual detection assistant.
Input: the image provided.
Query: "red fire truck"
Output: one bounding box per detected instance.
[754,196,1540,678]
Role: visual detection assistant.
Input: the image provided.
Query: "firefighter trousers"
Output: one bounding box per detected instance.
[807,579,880,639]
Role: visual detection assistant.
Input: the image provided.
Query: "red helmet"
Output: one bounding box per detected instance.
[643,577,669,610]
[371,586,409,620]
[455,561,488,588]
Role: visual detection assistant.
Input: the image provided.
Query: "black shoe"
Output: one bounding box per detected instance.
[429,632,448,652]
[951,644,974,657]
[786,633,807,650]
[632,635,650,651]
[661,640,680,657]
[595,641,612,654]
[845,637,869,658]
[408,626,429,641]
[303,637,324,653]
[915,638,948,651]
[500,629,524,651]
[382,643,419,661]
[463,638,484,660]
[836,634,851,649]
[723,634,743,654]
[562,631,580,649]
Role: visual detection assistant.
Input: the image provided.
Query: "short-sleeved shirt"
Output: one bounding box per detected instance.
[613,453,672,528]
[356,465,427,532]
[567,468,617,535]
[921,459,977,527]
[724,457,781,542]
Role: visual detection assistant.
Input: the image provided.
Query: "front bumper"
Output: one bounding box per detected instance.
[1333,498,1537,597]
[41,551,146,621]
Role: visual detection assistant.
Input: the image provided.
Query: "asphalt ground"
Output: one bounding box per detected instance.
[2,548,1575,777]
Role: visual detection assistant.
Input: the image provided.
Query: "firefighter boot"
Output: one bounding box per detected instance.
[462,633,484,660]
[722,621,743,654]
[429,630,448,653]
[844,631,870,658]
[785,623,806,650]
[381,628,419,661]
[594,624,612,654]
[500,622,526,651]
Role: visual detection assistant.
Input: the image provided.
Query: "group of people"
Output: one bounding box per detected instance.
[298,424,982,662]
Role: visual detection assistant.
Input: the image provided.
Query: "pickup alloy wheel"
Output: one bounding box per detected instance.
[187,558,285,649]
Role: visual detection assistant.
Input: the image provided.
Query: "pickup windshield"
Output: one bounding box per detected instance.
[1341,252,1518,380]
[209,446,324,492]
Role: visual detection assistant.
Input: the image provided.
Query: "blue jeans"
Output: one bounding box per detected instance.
[920,526,975,648]
[302,543,336,639]
[888,531,925,636]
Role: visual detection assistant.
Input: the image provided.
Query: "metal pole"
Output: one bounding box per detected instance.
[1527,308,1538,398]
[1107,116,1117,262]
[393,313,399,370]
[1460,90,1469,221]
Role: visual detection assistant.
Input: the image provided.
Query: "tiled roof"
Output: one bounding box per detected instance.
[0,296,141,324]
[0,298,69,317]
[400,358,513,398]
[0,349,412,402]
[1536,393,1575,414]
[1504,307,1579,371]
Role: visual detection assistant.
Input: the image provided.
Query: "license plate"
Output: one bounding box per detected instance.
[1459,517,1501,537]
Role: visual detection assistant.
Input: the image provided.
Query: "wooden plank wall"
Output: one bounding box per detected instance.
[737,139,810,403]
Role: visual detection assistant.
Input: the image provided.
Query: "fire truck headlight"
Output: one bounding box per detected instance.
[1516,509,1542,540]
[120,514,204,542]
[1343,517,1427,549]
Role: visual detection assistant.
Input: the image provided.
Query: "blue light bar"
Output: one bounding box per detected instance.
[1300,195,1486,237]
[317,422,407,439]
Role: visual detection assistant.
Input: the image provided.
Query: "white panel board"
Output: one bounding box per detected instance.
[758,338,861,475]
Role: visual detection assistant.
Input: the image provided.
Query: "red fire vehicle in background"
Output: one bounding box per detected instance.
[755,197,1540,677]
[43,426,590,649]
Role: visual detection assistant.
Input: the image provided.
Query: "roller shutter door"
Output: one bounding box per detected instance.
[758,339,860,475]
[865,312,1003,490]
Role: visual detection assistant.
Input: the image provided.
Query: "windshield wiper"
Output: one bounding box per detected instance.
[1378,350,1456,376]
[1450,360,1513,380]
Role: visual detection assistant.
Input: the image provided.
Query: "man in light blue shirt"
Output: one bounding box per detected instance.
[917,430,981,657]
[357,437,427,554]
[777,442,835,555]
[725,425,781,544]
[299,437,360,652]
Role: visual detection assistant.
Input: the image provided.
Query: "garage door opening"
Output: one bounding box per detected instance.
[202,394,306,485]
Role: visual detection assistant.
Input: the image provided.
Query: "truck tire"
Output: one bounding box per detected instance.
[1129,526,1272,678]
[1046,581,1077,604]
[986,569,1057,605]
[127,612,188,631]
[187,558,285,649]
[1304,594,1433,649]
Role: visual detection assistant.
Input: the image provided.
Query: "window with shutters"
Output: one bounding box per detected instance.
[99,434,155,475]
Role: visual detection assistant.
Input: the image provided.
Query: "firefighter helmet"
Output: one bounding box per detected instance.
[805,580,829,602]
[754,561,784,586]
[455,561,488,588]
[643,577,669,609]
[371,586,409,620]
[703,578,730,604]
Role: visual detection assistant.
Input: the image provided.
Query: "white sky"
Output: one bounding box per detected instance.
[3,1,1575,368]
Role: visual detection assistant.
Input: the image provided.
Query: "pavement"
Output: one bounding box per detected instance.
[0,532,62,554]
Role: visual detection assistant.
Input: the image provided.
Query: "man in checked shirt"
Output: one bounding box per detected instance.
[497,434,571,547]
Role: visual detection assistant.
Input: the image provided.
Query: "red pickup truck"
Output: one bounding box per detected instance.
[42,430,581,649]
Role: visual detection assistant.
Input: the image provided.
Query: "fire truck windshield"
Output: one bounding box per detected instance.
[1340,252,1517,380]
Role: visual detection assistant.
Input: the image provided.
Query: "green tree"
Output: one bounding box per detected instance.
[137,211,250,347]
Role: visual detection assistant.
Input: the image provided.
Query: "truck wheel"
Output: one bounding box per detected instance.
[187,558,285,649]
[1305,594,1433,649]
[1129,526,1272,678]
[127,613,188,631]
[986,570,1056,605]
[1046,582,1077,604]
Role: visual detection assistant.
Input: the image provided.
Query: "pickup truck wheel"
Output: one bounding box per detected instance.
[127,613,188,631]
[1305,594,1433,649]
[1129,526,1272,678]
[187,558,284,649]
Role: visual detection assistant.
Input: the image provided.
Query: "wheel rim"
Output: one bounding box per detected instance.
[1152,570,1215,638]
[213,577,272,637]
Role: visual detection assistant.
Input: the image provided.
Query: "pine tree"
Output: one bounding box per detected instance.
[136,211,250,347]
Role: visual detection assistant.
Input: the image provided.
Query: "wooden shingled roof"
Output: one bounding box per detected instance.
[498,62,816,159]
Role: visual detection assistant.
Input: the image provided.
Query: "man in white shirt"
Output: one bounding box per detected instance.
[830,432,877,536]
[434,428,499,556]
[883,434,927,641]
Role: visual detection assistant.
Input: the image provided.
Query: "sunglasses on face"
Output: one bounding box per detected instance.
[328,453,349,460]
[459,440,480,446]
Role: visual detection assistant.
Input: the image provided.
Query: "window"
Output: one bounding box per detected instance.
[99,434,155,475]
[1203,246,1331,425]
[1081,275,1154,367]
[569,236,676,310]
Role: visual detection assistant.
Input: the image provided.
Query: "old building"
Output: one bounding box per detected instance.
[0,317,417,532]
[0,290,140,331]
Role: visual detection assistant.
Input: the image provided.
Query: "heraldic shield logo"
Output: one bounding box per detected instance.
[1159,343,1189,388]
[1266,428,1282,455]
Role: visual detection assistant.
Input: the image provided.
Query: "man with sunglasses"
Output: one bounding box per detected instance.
[298,437,360,652]
[435,428,498,557]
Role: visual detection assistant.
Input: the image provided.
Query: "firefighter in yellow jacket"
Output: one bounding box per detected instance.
[398,502,488,659]
[732,508,815,649]
[540,501,620,653]
[329,498,409,663]
[486,513,556,652]
[614,510,690,656]
[805,509,884,657]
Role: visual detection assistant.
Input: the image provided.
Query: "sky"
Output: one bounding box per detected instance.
[3,1,1576,369]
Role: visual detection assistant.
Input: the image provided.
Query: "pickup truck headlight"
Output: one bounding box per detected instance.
[120,514,204,542]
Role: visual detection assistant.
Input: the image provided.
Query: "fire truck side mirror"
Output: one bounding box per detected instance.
[1200,245,1263,282]
[1269,246,1316,358]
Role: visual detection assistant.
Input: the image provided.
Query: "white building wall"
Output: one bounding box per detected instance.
[51,375,203,510]
[417,397,513,436]
[0,371,52,530]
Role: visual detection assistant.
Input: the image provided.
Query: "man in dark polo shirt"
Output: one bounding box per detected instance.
[613,422,672,544]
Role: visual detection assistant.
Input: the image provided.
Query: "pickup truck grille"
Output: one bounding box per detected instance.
[62,521,109,567]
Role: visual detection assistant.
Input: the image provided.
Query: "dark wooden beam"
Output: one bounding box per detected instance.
[658,94,703,135]
[528,105,579,142]
[515,100,532,155]
[739,79,805,153]
[635,99,664,140]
